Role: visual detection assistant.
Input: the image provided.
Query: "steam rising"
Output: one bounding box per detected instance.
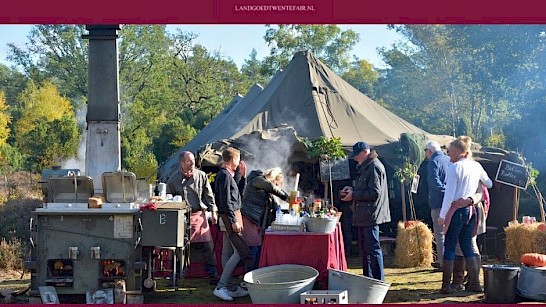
[61,105,86,173]
[242,130,300,194]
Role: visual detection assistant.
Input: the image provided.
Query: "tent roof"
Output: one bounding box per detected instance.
[158,51,452,180]
[233,51,431,145]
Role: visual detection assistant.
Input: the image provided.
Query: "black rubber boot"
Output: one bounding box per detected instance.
[451,256,465,291]
[440,260,455,294]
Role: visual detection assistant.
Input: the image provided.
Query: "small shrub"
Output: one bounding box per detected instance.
[0,238,24,270]
[0,171,43,269]
[0,197,42,243]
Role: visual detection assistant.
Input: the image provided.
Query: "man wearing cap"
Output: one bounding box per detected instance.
[341,141,391,281]
[424,140,450,270]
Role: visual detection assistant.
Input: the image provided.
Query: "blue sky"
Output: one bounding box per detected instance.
[0,24,405,69]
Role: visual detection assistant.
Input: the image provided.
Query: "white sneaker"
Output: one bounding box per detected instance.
[213,287,233,301]
[228,285,249,298]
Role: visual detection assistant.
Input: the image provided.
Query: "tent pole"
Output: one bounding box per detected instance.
[538,191,546,223]
[512,187,519,222]
[401,181,407,222]
[324,182,329,204]
[532,183,546,223]
[328,159,333,208]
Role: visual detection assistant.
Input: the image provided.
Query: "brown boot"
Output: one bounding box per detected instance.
[440,260,455,294]
[463,254,480,284]
[451,256,465,291]
[465,256,483,292]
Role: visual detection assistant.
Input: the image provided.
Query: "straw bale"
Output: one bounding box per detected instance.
[535,229,546,254]
[504,223,543,263]
[394,221,434,268]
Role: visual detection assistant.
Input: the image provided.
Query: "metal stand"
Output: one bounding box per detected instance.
[141,209,191,290]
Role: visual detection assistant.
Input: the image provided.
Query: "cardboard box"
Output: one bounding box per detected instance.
[300,290,348,304]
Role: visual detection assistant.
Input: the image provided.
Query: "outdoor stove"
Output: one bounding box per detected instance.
[26,172,145,303]
[25,24,151,304]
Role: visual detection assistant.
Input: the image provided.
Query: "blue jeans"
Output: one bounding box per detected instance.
[443,207,476,261]
[357,225,385,281]
[340,207,353,256]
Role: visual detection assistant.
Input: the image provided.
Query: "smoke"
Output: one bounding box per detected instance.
[242,129,300,194]
[61,104,87,172]
[275,102,312,137]
[62,134,86,172]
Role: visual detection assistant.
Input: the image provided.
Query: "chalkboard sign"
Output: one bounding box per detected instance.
[495,159,529,190]
[320,158,351,182]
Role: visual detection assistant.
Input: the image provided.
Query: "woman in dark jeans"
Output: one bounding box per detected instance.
[438,136,492,294]
[240,167,289,270]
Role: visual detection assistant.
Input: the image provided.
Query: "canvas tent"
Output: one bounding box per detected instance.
[158,50,452,181]
[157,50,525,255]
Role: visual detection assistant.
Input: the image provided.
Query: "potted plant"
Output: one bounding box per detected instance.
[303,137,346,233]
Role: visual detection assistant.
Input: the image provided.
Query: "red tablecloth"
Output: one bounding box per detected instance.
[258,223,347,289]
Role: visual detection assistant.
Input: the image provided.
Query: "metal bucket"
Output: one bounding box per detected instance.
[243,264,318,304]
[517,265,546,301]
[482,264,520,303]
[304,216,338,233]
[328,268,390,304]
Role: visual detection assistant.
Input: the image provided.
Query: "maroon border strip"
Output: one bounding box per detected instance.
[1,0,546,24]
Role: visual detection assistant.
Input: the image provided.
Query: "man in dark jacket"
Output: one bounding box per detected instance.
[213,147,252,301]
[342,141,391,281]
[425,140,451,270]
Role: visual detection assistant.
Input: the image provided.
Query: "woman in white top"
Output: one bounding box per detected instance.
[438,136,492,294]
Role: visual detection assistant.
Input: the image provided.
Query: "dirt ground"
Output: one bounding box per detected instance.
[0,255,486,304]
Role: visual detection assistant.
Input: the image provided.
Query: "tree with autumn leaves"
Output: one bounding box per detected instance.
[13,81,79,170]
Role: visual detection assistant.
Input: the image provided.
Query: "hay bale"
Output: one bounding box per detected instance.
[394,221,434,268]
[535,228,546,254]
[505,223,543,263]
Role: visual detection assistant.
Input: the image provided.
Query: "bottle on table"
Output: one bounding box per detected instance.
[313,199,322,217]
[276,206,283,224]
[153,180,160,197]
[289,208,296,224]
[319,207,326,218]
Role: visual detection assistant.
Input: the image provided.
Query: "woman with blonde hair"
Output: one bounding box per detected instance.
[438,136,492,294]
[241,167,289,270]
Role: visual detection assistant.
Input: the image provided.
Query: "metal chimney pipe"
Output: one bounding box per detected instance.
[82,25,121,192]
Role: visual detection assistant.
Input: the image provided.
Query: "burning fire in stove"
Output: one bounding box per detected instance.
[101,260,126,277]
[48,259,74,277]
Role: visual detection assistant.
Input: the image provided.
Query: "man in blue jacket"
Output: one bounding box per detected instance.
[425,140,451,270]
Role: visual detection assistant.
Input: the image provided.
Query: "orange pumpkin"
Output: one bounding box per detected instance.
[520,253,546,267]
[537,223,546,232]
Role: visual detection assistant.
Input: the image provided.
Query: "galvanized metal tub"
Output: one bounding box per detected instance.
[304,216,337,233]
[243,264,318,304]
[517,265,546,301]
[328,268,390,304]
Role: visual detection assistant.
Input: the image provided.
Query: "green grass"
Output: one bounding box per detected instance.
[145,276,252,304]
[143,255,484,304]
[0,256,503,304]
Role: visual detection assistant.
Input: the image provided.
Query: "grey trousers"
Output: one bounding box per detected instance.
[430,208,444,264]
[218,231,239,290]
